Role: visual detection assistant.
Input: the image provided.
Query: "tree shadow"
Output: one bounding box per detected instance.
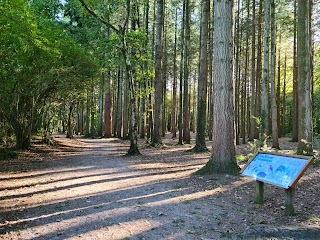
[0,137,319,239]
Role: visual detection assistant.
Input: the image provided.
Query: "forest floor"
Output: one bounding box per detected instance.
[0,134,319,240]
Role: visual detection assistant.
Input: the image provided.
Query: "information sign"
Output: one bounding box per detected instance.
[241,152,314,189]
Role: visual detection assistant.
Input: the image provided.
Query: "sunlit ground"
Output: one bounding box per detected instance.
[0,135,319,239]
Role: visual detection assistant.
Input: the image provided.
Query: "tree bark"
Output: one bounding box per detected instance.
[67,105,74,139]
[199,0,239,175]
[194,0,210,152]
[207,0,214,141]
[85,89,90,135]
[292,0,298,142]
[151,0,164,146]
[254,0,263,140]
[282,52,287,136]
[162,19,167,138]
[242,0,250,144]
[234,0,241,145]
[270,0,279,149]
[171,8,178,139]
[178,0,186,145]
[183,0,191,144]
[105,71,112,138]
[90,82,95,136]
[277,31,282,138]
[297,0,313,155]
[249,0,256,141]
[98,73,104,137]
[261,0,270,142]
[123,73,129,138]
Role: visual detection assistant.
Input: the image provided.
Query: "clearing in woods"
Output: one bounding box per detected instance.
[0,135,319,239]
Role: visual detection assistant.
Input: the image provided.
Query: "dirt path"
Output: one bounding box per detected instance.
[0,136,319,239]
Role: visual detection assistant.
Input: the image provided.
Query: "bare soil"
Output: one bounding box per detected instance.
[0,135,319,240]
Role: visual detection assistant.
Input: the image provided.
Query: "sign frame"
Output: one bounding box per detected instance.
[240,151,314,189]
[240,151,314,215]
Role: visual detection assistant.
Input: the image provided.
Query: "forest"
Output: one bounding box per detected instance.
[1,1,320,239]
[1,0,320,172]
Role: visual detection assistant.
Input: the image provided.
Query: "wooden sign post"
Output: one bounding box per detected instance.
[241,152,314,216]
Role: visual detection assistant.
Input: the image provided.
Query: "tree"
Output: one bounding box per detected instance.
[171,8,178,139]
[78,0,141,155]
[199,0,239,175]
[152,0,164,146]
[292,0,299,142]
[297,0,313,155]
[270,0,279,149]
[261,0,271,141]
[193,0,210,152]
[183,0,191,144]
[249,0,257,141]
[104,71,112,138]
[178,0,186,145]
[0,0,98,149]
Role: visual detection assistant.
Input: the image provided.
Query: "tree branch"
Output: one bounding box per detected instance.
[78,0,119,33]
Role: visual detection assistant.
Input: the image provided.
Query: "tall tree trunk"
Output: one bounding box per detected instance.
[15,98,34,149]
[178,0,186,145]
[207,0,214,141]
[85,89,90,135]
[309,0,314,121]
[192,77,196,133]
[249,0,256,141]
[98,73,104,136]
[76,102,80,135]
[200,0,239,175]
[152,0,164,146]
[242,0,249,144]
[234,0,241,145]
[162,19,167,138]
[140,0,149,139]
[114,69,122,137]
[277,31,282,138]
[194,0,209,152]
[292,0,298,142]
[297,0,313,155]
[261,0,270,142]
[171,8,178,139]
[120,29,141,155]
[67,104,74,139]
[270,0,279,149]
[183,0,191,144]
[146,0,156,142]
[254,0,263,139]
[139,85,146,139]
[282,52,287,136]
[15,123,32,149]
[80,101,84,135]
[90,82,95,136]
[105,71,112,138]
[123,73,129,138]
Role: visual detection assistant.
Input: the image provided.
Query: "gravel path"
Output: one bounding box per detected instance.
[0,137,223,240]
[0,136,319,240]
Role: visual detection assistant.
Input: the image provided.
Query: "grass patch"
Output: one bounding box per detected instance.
[308,214,320,223]
[237,153,253,163]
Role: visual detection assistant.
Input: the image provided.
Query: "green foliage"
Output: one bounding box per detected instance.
[249,135,269,153]
[0,0,99,148]
[0,149,17,160]
[249,116,269,152]
[295,139,313,156]
[236,153,254,163]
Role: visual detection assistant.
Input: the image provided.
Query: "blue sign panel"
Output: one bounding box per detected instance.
[241,152,313,189]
